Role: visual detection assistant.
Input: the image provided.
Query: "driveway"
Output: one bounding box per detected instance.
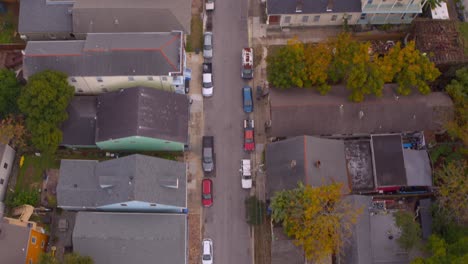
[202,0,253,263]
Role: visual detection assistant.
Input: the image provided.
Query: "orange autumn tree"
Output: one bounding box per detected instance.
[270,182,362,261]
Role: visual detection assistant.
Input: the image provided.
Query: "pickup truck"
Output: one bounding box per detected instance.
[241,48,253,79]
[206,0,214,11]
[202,136,214,174]
[241,159,252,189]
[202,63,213,97]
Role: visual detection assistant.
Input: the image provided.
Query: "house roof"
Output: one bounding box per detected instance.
[344,140,375,191]
[265,136,349,199]
[371,135,407,187]
[267,0,361,15]
[419,198,433,240]
[403,149,432,187]
[0,220,30,264]
[73,212,187,264]
[343,195,409,264]
[269,85,454,137]
[23,32,182,78]
[57,154,187,209]
[18,0,73,34]
[72,0,191,34]
[271,227,305,264]
[95,87,189,144]
[61,96,97,146]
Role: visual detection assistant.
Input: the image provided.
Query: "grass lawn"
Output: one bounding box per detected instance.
[457,22,468,56]
[186,15,203,52]
[16,154,60,192]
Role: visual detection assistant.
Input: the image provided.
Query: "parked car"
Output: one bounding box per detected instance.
[202,179,213,207]
[241,159,252,189]
[202,136,214,173]
[243,119,255,152]
[242,86,253,113]
[241,47,253,79]
[203,32,213,59]
[202,238,214,264]
[202,63,213,97]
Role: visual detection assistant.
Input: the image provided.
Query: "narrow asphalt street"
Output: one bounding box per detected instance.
[203,0,253,263]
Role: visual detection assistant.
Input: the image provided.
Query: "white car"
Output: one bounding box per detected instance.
[202,238,213,264]
[241,159,252,189]
[202,73,213,97]
[206,0,214,11]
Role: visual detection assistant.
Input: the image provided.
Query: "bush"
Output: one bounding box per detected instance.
[6,189,40,207]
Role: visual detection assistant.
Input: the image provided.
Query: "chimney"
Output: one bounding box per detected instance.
[326,0,334,12]
[296,0,303,13]
[290,160,297,168]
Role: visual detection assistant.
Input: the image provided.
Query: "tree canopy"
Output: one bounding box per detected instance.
[18,70,74,154]
[39,252,94,264]
[0,68,21,118]
[444,67,468,146]
[270,182,362,261]
[266,33,440,102]
[393,211,422,250]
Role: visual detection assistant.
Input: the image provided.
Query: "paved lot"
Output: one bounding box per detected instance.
[202,0,253,263]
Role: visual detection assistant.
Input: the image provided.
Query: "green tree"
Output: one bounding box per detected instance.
[328,33,360,83]
[0,68,21,118]
[39,253,94,264]
[267,39,306,89]
[270,182,362,261]
[39,253,60,264]
[434,161,468,224]
[393,211,422,250]
[5,189,40,207]
[424,0,446,10]
[377,41,440,95]
[303,43,332,94]
[18,70,74,154]
[445,67,468,146]
[346,42,385,102]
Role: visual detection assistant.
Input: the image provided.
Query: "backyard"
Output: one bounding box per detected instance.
[0,1,21,44]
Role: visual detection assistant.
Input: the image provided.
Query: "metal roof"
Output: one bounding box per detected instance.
[371,135,407,187]
[24,32,182,78]
[57,154,187,209]
[73,212,187,264]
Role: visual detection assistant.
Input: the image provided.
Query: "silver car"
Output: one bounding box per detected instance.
[203,32,213,59]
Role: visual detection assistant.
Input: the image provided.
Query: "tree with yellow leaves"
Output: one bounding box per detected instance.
[303,43,333,94]
[270,182,362,261]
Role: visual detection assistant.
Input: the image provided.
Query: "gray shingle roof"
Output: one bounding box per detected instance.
[72,0,191,34]
[267,0,361,15]
[61,96,97,146]
[23,32,182,78]
[57,154,187,209]
[0,221,30,264]
[95,87,189,144]
[266,136,349,198]
[18,0,73,34]
[73,212,187,264]
[269,85,454,137]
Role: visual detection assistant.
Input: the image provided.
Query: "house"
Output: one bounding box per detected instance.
[18,0,74,41]
[266,0,427,27]
[73,212,187,264]
[72,0,191,38]
[340,195,410,264]
[265,136,350,199]
[0,143,15,217]
[268,85,454,138]
[23,32,185,94]
[266,134,433,196]
[18,0,191,41]
[60,87,189,152]
[56,154,187,212]
[0,218,49,264]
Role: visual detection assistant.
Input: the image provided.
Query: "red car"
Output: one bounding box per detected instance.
[202,179,213,207]
[243,119,255,152]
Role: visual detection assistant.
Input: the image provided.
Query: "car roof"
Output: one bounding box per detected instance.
[202,179,212,191]
[203,239,212,250]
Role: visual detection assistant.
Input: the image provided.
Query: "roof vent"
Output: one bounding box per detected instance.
[359,110,364,119]
[315,160,321,168]
[114,19,119,25]
[326,0,334,12]
[296,0,303,13]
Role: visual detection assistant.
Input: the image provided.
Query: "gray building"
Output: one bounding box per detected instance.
[61,86,190,152]
[269,85,454,138]
[18,0,191,41]
[23,32,185,94]
[57,154,187,212]
[73,212,187,264]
